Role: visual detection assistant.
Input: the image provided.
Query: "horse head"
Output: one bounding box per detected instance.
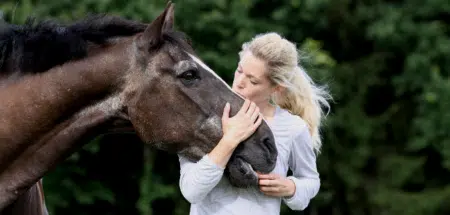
[123,3,277,187]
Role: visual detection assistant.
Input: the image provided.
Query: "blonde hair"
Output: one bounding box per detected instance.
[239,32,332,153]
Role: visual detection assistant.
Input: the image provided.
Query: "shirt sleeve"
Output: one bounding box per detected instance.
[178,154,225,204]
[282,125,321,210]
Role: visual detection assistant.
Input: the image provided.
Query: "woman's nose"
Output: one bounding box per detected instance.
[236,76,245,89]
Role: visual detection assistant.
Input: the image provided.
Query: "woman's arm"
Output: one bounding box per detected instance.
[178,154,224,204]
[282,124,321,211]
[178,137,238,204]
[179,100,262,204]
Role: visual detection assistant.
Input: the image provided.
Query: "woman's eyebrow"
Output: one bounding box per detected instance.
[238,63,260,81]
[247,73,259,81]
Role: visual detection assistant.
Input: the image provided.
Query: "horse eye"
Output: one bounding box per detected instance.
[180,70,198,80]
[178,69,199,85]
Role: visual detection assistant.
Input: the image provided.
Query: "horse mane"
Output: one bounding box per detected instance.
[0,14,192,75]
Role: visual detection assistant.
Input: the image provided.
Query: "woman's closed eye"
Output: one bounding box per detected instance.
[250,79,259,85]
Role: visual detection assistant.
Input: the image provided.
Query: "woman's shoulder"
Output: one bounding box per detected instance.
[274,106,309,137]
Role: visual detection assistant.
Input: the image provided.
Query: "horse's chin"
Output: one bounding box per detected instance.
[225,157,259,188]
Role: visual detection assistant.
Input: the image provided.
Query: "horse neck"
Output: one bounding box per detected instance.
[0,37,133,174]
[0,38,135,211]
[0,41,132,146]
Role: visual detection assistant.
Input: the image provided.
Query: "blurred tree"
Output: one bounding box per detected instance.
[0,0,448,215]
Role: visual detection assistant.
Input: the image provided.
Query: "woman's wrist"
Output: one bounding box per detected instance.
[286,178,296,198]
[220,135,240,149]
[207,136,239,168]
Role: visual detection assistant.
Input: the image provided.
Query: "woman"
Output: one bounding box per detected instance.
[178,32,332,215]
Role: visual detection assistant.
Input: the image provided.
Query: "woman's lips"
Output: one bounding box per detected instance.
[235,92,246,98]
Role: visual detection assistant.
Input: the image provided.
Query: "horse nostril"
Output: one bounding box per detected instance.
[239,165,247,174]
[263,137,276,153]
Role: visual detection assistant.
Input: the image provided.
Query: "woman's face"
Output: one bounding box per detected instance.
[232,51,276,106]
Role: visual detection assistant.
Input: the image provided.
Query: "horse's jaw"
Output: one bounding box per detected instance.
[225,157,260,188]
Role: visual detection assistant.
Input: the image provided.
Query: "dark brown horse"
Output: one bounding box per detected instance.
[0,2,277,215]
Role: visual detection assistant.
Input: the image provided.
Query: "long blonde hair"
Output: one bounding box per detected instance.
[239,32,332,153]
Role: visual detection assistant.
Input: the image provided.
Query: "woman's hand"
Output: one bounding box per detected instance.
[207,99,263,168]
[221,99,262,148]
[258,173,296,198]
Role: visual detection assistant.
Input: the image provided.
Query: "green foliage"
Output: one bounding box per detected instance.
[0,0,448,214]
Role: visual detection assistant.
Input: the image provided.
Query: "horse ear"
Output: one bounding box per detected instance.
[138,2,173,51]
[162,2,174,32]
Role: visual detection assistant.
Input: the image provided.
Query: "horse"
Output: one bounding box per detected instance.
[0,2,277,215]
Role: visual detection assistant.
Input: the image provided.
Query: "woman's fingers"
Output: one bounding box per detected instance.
[259,178,281,186]
[237,99,251,115]
[260,186,281,192]
[250,115,263,131]
[258,174,279,180]
[246,101,257,116]
[250,106,260,122]
[259,179,272,186]
[222,102,230,121]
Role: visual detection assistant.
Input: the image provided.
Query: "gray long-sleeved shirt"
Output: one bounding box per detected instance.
[178,106,320,215]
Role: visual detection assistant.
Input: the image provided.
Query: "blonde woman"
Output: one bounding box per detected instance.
[178,32,332,215]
